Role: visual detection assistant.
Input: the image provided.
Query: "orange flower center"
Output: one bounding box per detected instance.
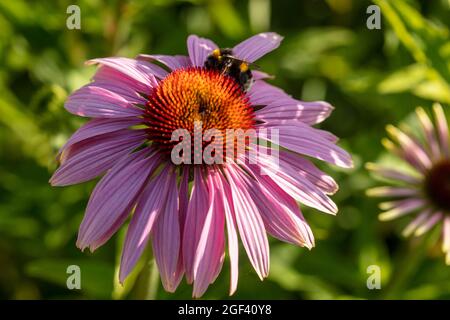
[144,67,255,161]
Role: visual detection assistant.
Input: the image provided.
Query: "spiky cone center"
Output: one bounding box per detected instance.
[144,67,255,163]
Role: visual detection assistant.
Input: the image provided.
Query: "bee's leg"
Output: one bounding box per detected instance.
[241,71,254,92]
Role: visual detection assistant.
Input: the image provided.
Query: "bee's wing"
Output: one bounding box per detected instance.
[222,54,261,70]
[248,62,260,70]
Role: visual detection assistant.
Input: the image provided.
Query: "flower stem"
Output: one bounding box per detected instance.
[382,234,431,299]
[135,250,160,300]
[144,257,160,300]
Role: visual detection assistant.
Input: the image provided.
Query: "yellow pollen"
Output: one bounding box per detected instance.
[212,48,221,58]
[239,62,249,72]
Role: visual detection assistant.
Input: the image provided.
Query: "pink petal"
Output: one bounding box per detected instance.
[213,171,239,295]
[177,169,190,269]
[118,165,171,283]
[433,103,449,157]
[92,64,156,95]
[378,198,425,221]
[416,107,440,161]
[366,163,421,184]
[56,117,142,161]
[65,85,144,118]
[244,164,314,248]
[50,129,147,186]
[179,168,190,228]
[255,99,334,125]
[279,149,338,194]
[367,186,418,198]
[387,125,432,172]
[58,127,142,164]
[186,35,218,66]
[402,209,431,237]
[192,172,226,298]
[414,211,442,236]
[152,167,185,292]
[254,152,338,215]
[248,80,288,106]
[136,54,192,71]
[89,63,151,103]
[182,168,211,283]
[233,32,283,62]
[88,57,167,82]
[258,123,352,168]
[76,149,160,251]
[225,164,269,280]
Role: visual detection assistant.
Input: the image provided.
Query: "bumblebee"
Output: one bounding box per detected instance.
[204,48,254,92]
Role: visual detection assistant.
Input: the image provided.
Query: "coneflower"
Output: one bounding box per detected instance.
[367,103,450,265]
[50,33,352,297]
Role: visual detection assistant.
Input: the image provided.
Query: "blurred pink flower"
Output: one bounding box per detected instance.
[368,104,450,265]
[50,33,352,297]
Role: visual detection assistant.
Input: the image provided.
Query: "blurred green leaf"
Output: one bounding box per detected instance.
[208,0,245,38]
[0,89,54,167]
[378,63,450,103]
[375,0,450,90]
[25,259,114,298]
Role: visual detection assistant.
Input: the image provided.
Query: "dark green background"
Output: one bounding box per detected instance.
[0,0,449,299]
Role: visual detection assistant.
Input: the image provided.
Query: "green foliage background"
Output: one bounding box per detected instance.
[0,0,450,299]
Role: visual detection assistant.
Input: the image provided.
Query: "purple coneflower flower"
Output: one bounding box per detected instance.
[367,104,450,265]
[50,33,352,297]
